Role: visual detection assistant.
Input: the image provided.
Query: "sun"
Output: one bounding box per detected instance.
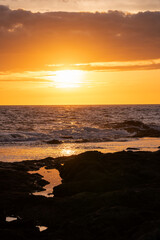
[54,70,83,88]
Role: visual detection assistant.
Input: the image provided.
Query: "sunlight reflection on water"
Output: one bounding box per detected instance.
[6,217,17,222]
[0,138,159,162]
[36,226,48,232]
[29,167,62,197]
[61,148,75,156]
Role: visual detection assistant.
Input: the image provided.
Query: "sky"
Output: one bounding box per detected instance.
[0,1,160,104]
[1,0,160,12]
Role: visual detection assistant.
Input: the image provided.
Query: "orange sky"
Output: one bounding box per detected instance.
[0,5,160,104]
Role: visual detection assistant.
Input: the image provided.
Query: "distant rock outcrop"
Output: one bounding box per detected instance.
[46,139,62,144]
[114,120,160,137]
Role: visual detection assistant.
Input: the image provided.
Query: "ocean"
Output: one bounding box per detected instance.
[0,105,160,162]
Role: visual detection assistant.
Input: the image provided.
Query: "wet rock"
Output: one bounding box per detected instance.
[114,120,160,137]
[46,139,62,144]
[54,150,160,197]
[0,219,40,240]
[1,150,160,239]
[134,129,160,138]
[61,136,73,139]
[126,147,140,151]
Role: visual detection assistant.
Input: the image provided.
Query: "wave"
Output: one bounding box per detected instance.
[0,132,47,143]
[0,120,160,146]
[0,127,129,145]
[0,103,160,147]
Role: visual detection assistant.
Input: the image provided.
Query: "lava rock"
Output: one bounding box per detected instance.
[46,139,62,144]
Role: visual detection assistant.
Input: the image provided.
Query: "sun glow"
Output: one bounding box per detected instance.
[52,70,83,88]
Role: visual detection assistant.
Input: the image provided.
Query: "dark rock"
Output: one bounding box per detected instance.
[46,139,62,144]
[126,147,140,151]
[61,136,73,139]
[1,150,160,239]
[134,129,160,138]
[114,120,160,137]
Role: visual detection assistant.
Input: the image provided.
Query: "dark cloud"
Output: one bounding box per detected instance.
[0,5,160,71]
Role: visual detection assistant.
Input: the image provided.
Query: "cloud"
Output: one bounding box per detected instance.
[0,0,160,12]
[1,58,160,84]
[0,5,160,72]
[48,59,160,71]
[0,70,55,82]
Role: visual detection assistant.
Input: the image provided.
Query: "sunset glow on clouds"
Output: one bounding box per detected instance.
[0,3,160,104]
[1,6,160,72]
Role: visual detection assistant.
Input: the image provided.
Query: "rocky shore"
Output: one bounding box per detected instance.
[1,150,160,239]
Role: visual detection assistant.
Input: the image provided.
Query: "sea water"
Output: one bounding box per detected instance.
[0,105,160,162]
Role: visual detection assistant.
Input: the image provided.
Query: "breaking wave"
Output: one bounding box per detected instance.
[0,105,159,145]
